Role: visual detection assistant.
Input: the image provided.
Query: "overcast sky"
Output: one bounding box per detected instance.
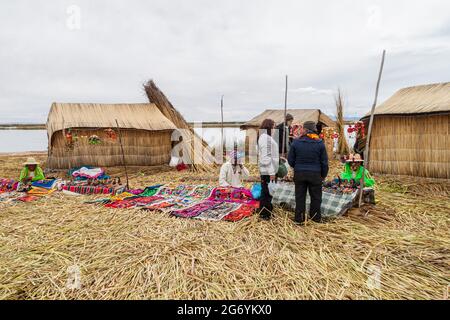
[1,0,449,123]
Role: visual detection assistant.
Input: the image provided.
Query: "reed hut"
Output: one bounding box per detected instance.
[240,109,335,156]
[46,103,178,169]
[361,82,450,179]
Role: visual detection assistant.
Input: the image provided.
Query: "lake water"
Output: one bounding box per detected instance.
[0,130,48,153]
[0,128,355,153]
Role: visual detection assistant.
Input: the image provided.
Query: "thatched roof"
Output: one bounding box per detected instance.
[47,103,177,140]
[240,109,335,130]
[362,82,450,119]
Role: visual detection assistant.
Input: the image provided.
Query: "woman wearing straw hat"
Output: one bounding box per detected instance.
[341,154,375,187]
[19,157,45,185]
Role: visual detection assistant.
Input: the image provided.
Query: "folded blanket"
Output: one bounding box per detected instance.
[70,167,107,180]
[31,179,57,190]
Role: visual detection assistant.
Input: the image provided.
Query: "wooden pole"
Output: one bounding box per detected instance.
[115,119,130,190]
[282,75,288,156]
[359,50,386,207]
[220,95,224,154]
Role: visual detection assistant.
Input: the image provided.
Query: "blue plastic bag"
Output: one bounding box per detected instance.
[251,183,262,200]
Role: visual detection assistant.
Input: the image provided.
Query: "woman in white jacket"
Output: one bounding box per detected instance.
[257,119,279,220]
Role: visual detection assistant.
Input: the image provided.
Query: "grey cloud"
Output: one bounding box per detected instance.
[0,0,449,123]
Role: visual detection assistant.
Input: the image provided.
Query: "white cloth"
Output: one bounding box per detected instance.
[219,162,249,188]
[257,133,279,176]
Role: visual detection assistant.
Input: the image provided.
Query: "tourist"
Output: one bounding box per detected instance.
[288,121,328,224]
[219,150,249,188]
[258,119,279,220]
[276,113,294,157]
[19,157,45,185]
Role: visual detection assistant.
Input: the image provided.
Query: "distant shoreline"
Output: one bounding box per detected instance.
[0,124,46,130]
[0,151,46,156]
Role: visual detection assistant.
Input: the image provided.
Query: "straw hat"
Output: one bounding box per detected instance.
[346,154,364,163]
[23,157,39,166]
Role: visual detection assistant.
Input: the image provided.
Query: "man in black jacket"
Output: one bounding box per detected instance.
[276,113,294,157]
[288,121,328,224]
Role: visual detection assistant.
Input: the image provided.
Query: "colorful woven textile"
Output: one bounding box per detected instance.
[208,187,257,205]
[144,199,176,211]
[0,179,18,193]
[190,185,214,199]
[171,200,219,218]
[105,196,164,209]
[0,191,21,202]
[195,201,241,221]
[27,187,55,197]
[223,204,255,222]
[31,179,57,190]
[62,185,122,195]
[109,192,135,201]
[139,185,163,197]
[15,195,39,202]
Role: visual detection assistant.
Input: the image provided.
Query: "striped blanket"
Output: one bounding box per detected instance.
[62,185,124,195]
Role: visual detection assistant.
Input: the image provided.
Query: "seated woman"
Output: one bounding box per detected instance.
[341,154,375,187]
[219,151,249,188]
[19,157,45,185]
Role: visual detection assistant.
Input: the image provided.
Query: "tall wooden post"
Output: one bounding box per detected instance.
[359,50,386,207]
[220,95,224,155]
[115,119,130,190]
[282,75,288,156]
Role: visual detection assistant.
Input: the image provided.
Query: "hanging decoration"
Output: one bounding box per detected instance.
[104,128,118,142]
[88,135,102,145]
[65,129,78,151]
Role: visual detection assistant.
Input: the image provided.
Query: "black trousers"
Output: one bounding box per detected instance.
[258,175,273,217]
[294,171,323,223]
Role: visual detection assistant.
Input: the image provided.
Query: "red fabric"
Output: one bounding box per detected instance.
[176,163,188,171]
[105,196,163,209]
[223,204,256,222]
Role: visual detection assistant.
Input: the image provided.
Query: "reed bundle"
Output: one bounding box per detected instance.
[0,154,448,300]
[143,80,215,171]
[335,90,350,156]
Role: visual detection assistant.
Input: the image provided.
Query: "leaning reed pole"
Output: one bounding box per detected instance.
[143,80,214,171]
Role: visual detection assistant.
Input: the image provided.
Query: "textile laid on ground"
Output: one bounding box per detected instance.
[195,202,241,221]
[171,200,219,218]
[62,184,124,195]
[96,184,259,222]
[272,182,358,218]
[222,204,255,222]
[31,179,57,190]
[15,195,39,202]
[69,166,110,180]
[27,187,56,197]
[0,179,18,193]
[0,191,21,202]
[105,196,164,209]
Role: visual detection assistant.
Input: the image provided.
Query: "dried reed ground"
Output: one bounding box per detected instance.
[0,153,449,300]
